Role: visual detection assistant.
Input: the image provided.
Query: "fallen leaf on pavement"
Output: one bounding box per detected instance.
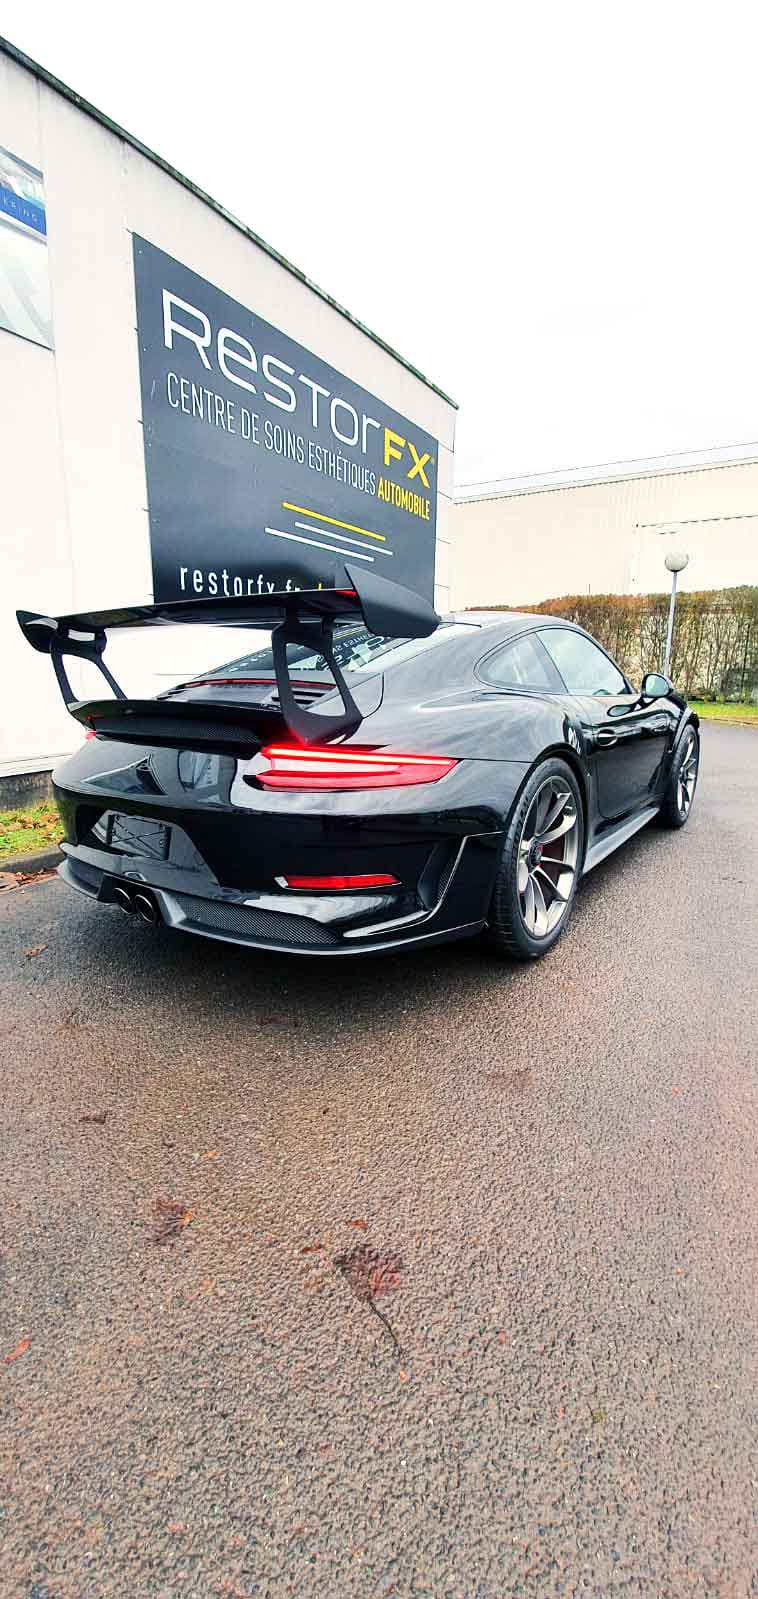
[4,1336,30,1365]
[335,1248,405,1357]
[79,1110,107,1125]
[335,1244,404,1303]
[348,1217,368,1231]
[23,944,48,960]
[204,1150,219,1159]
[149,1195,193,1244]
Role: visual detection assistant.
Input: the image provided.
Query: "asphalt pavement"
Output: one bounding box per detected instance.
[1,723,756,1599]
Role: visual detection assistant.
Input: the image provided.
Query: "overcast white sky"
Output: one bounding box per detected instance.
[3,0,758,485]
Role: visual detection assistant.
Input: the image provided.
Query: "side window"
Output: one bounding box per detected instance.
[538,629,627,696]
[479,632,564,691]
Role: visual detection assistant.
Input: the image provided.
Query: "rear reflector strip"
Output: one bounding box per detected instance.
[257,744,457,791]
[281,873,400,890]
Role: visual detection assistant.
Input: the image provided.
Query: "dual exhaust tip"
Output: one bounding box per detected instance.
[112,884,160,924]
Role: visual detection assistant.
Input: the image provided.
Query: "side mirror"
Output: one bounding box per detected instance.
[641,672,672,701]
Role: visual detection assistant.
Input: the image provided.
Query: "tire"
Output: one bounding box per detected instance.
[486,757,585,960]
[658,723,700,829]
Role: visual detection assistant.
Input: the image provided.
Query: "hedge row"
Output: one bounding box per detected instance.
[475,587,758,699]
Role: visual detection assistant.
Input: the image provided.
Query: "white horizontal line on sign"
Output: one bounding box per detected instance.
[264,527,374,562]
[294,521,393,556]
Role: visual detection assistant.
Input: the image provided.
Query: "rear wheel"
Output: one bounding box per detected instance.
[487,758,584,960]
[659,724,699,828]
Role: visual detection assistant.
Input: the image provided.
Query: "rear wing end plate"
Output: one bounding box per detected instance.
[17,563,440,746]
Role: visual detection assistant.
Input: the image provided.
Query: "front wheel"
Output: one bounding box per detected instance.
[658,724,699,828]
[486,758,585,960]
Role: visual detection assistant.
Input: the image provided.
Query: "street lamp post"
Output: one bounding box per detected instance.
[663,550,689,678]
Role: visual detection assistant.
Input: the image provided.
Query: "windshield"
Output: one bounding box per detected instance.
[188,622,478,681]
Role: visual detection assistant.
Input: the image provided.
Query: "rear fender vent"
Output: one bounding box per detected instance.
[418,841,460,910]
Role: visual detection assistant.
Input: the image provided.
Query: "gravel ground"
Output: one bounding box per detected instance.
[1,723,756,1599]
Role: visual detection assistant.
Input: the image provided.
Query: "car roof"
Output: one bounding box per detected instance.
[443,610,577,633]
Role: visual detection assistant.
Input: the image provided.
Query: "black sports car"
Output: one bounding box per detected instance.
[18,564,699,961]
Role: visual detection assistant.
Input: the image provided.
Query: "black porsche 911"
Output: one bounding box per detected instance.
[18,564,699,961]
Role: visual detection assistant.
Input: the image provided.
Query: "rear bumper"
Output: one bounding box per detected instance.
[59,830,500,956]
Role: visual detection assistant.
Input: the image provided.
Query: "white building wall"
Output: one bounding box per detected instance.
[0,49,455,776]
[452,459,758,609]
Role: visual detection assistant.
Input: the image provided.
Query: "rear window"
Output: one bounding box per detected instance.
[192,622,477,681]
[478,631,563,691]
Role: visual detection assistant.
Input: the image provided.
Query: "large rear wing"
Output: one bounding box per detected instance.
[17,563,439,745]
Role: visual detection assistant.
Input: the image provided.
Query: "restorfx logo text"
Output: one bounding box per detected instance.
[162,290,432,489]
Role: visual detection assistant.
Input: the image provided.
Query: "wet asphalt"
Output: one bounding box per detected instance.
[1,722,756,1599]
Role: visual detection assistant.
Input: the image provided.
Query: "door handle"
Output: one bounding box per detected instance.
[596,729,618,747]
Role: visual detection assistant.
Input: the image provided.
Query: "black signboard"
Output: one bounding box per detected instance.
[133,236,438,603]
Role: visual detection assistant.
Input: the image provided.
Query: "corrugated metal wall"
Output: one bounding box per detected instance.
[452,460,758,607]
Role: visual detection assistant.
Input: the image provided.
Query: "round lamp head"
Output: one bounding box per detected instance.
[664,551,689,574]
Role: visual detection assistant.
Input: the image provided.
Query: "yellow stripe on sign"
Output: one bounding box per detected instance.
[282,502,386,542]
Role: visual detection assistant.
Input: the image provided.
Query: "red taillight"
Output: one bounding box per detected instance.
[256,745,458,791]
[282,873,399,890]
[84,729,97,740]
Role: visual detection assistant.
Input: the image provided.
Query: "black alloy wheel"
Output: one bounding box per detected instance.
[659,725,700,828]
[486,757,585,960]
